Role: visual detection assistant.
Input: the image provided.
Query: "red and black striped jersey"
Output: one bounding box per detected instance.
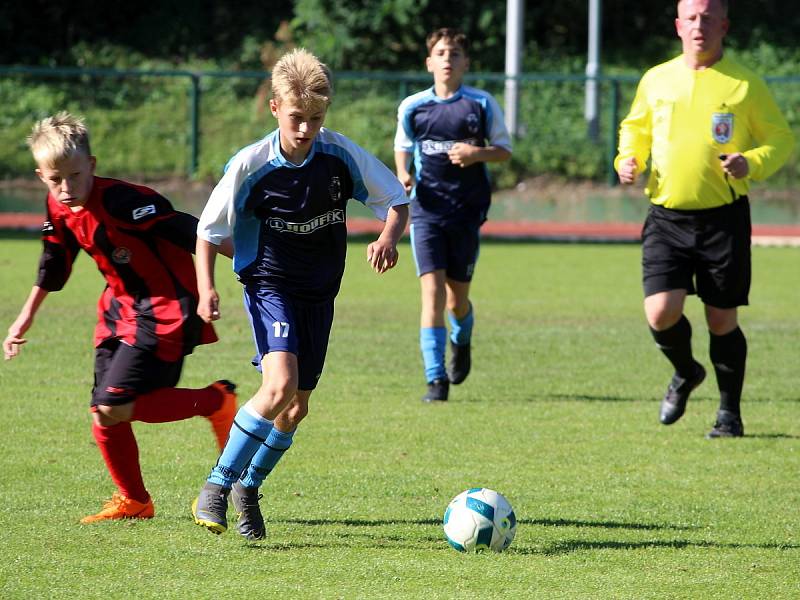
[36,176,217,362]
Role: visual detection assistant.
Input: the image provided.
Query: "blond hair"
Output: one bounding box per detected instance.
[271,48,333,110]
[27,112,91,167]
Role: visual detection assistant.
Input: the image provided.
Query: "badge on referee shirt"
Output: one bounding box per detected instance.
[711,112,733,144]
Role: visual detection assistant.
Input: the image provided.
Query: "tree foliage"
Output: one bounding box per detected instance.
[2,1,798,71]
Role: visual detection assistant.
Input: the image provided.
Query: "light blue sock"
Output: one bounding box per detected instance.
[420,326,447,382]
[208,404,273,488]
[448,304,474,345]
[239,427,295,489]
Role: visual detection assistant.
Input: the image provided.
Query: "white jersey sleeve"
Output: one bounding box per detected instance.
[484,92,513,152]
[197,161,240,245]
[394,96,416,153]
[197,136,275,245]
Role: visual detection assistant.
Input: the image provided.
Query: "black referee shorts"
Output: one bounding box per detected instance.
[92,339,184,406]
[641,197,751,309]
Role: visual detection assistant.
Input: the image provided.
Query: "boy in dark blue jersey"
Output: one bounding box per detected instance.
[191,48,409,539]
[395,28,512,402]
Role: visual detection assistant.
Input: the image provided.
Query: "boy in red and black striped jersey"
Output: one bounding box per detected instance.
[2,112,238,523]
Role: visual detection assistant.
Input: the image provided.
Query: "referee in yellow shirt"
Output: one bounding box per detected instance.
[615,0,794,438]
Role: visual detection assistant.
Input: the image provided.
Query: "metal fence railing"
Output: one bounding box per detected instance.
[1,66,798,190]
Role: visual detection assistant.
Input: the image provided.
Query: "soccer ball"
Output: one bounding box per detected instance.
[442,488,517,552]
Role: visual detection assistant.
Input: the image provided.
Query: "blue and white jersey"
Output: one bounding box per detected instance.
[198,127,408,302]
[394,85,511,224]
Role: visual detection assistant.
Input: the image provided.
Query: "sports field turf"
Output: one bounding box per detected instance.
[1,235,798,598]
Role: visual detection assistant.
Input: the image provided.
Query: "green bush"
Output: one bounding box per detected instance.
[1,47,798,190]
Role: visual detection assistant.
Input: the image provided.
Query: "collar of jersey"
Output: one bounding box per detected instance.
[428,85,464,104]
[270,128,317,169]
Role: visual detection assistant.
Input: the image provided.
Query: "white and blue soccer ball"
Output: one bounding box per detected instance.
[442,488,517,553]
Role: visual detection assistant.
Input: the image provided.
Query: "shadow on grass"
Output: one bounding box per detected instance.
[279,517,441,527]
[234,516,797,555]
[540,393,640,403]
[745,432,800,439]
[511,538,800,556]
[520,517,695,531]
[456,393,642,404]
[277,517,692,531]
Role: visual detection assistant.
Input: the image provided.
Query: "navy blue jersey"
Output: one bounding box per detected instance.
[395,85,511,224]
[198,128,408,303]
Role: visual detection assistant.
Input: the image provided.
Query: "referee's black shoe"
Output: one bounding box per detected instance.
[706,409,744,439]
[447,340,471,385]
[422,378,449,403]
[659,362,706,425]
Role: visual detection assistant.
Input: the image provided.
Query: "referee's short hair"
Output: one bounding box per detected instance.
[677,0,728,15]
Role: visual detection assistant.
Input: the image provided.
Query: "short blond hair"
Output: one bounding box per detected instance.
[27,112,91,167]
[271,48,332,110]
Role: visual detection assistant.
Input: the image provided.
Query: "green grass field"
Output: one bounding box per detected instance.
[1,235,798,599]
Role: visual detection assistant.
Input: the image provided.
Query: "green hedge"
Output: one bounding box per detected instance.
[1,47,798,188]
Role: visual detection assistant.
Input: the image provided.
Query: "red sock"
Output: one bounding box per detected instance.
[130,385,223,423]
[92,421,149,503]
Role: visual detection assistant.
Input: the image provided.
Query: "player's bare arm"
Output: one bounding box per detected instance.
[218,237,234,259]
[3,286,49,360]
[617,157,639,185]
[394,150,414,193]
[196,238,221,322]
[366,204,409,274]
[447,143,511,168]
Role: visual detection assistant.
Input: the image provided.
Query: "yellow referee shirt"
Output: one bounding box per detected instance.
[615,54,795,210]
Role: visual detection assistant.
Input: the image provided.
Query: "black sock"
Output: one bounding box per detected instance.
[709,327,747,416]
[649,315,696,377]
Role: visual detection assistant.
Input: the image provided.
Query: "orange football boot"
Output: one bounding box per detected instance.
[80,492,155,524]
[207,380,237,451]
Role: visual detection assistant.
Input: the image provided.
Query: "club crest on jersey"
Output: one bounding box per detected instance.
[711,112,733,144]
[328,176,342,203]
[112,247,132,264]
[132,204,157,220]
[466,113,480,135]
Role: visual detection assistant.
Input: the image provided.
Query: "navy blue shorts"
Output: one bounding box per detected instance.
[410,219,481,281]
[243,286,334,390]
[92,339,183,407]
[642,197,751,308]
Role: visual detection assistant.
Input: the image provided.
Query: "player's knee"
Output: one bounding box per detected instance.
[93,404,129,425]
[644,300,683,331]
[706,311,738,335]
[285,400,308,425]
[253,377,297,411]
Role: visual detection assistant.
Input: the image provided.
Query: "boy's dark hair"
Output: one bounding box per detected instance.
[426,28,469,56]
